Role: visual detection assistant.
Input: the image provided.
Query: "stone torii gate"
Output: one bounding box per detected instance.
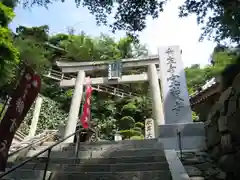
[57,56,164,142]
[56,45,205,150]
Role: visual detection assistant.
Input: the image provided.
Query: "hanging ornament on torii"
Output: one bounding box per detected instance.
[80,77,93,129]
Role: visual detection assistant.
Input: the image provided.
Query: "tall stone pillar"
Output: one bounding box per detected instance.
[64,71,85,143]
[28,96,43,137]
[148,64,165,131]
[157,46,205,150]
[158,45,192,124]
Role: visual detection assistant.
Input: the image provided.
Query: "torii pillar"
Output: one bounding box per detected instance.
[148,64,165,136]
[64,71,85,143]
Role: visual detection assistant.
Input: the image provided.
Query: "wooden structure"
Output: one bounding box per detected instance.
[190,77,221,121]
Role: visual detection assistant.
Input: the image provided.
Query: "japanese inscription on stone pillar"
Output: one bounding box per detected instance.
[158,45,192,124]
[145,118,155,139]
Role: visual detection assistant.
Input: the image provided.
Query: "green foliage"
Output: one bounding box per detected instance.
[117,36,134,58]
[19,0,166,38]
[179,0,240,42]
[132,127,142,133]
[94,116,117,140]
[59,33,139,62]
[192,111,199,122]
[119,129,142,139]
[134,122,144,129]
[121,103,137,117]
[185,45,240,94]
[130,135,144,140]
[185,64,207,92]
[19,96,68,135]
[14,25,50,72]
[1,0,17,8]
[0,2,19,87]
[48,33,69,46]
[16,25,49,42]
[12,0,240,43]
[117,116,135,130]
[14,37,50,72]
[0,103,5,120]
[0,2,15,26]
[1,20,237,140]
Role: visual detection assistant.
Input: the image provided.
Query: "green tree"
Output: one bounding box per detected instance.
[14,0,240,43]
[14,25,50,72]
[14,37,50,72]
[179,0,240,42]
[15,25,49,42]
[120,129,143,139]
[185,44,240,95]
[0,2,19,87]
[0,25,152,139]
[17,0,166,38]
[117,116,135,130]
[185,64,207,92]
[121,103,137,117]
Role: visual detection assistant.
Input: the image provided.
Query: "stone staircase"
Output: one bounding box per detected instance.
[9,130,57,155]
[3,139,180,180]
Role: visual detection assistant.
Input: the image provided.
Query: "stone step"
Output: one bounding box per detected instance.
[41,139,162,151]
[7,161,169,172]
[42,139,158,145]
[80,139,159,145]
[8,155,167,165]
[52,170,172,180]
[3,170,172,180]
[26,148,165,159]
[1,170,51,180]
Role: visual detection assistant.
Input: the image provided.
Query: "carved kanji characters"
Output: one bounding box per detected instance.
[10,118,17,133]
[147,126,152,131]
[32,80,39,88]
[146,133,152,138]
[167,63,177,73]
[23,83,31,99]
[165,48,174,55]
[16,97,24,115]
[25,73,32,81]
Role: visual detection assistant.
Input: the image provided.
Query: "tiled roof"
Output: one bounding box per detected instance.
[190,77,220,106]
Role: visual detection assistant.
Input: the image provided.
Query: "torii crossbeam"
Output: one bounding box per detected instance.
[57,55,164,142]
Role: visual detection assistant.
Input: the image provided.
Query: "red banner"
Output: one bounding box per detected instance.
[80,78,93,129]
[0,67,41,171]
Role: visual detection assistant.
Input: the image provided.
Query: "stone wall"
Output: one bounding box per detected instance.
[205,72,240,178]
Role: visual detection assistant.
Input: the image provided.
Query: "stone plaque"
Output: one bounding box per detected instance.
[158,45,192,124]
[145,118,155,139]
[108,61,122,80]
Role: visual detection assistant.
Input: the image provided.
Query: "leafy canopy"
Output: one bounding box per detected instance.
[16,0,166,38]
[0,2,19,87]
[179,0,240,42]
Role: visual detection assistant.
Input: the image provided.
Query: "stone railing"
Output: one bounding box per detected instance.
[204,72,240,178]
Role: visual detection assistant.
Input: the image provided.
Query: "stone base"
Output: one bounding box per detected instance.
[158,122,206,150]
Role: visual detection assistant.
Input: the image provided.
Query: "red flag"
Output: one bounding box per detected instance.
[80,78,93,129]
[0,67,41,171]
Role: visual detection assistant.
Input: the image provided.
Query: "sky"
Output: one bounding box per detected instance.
[9,0,216,67]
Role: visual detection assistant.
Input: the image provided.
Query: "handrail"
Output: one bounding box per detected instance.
[15,130,26,140]
[0,127,95,179]
[9,131,57,157]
